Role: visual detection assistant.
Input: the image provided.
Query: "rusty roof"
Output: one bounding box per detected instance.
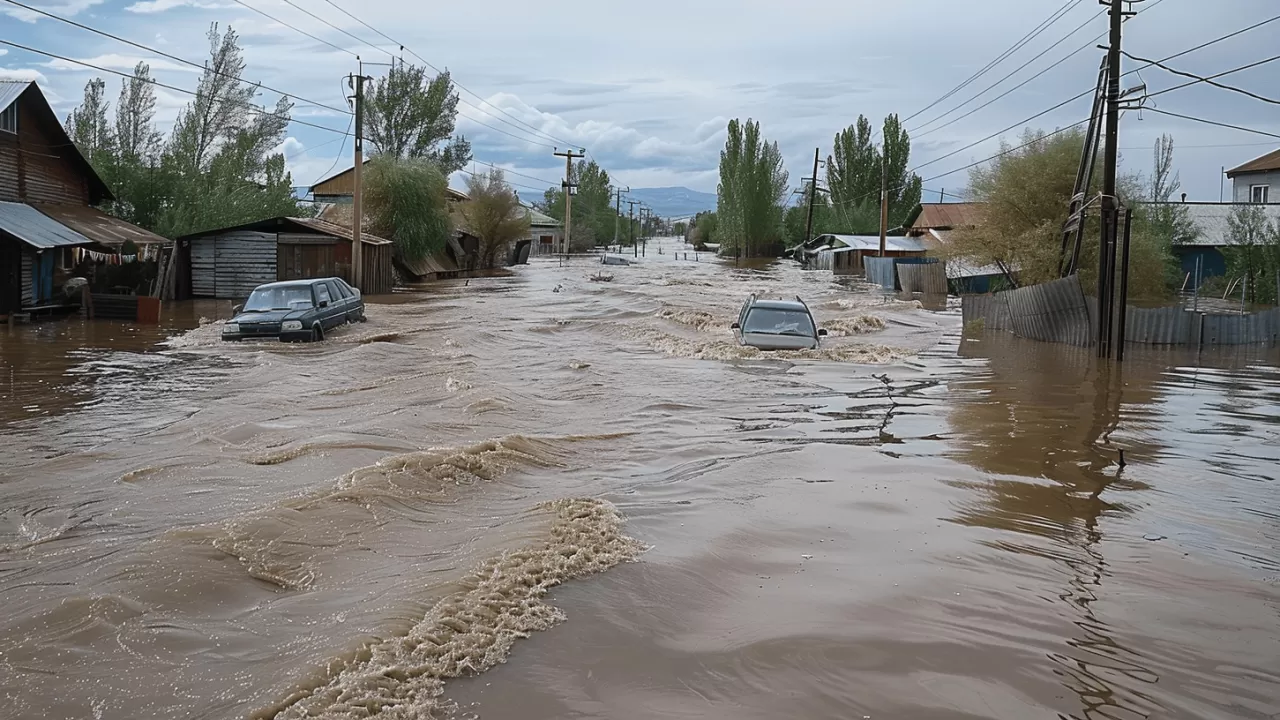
[287,216,391,245]
[35,204,169,247]
[177,215,391,244]
[1226,148,1280,177]
[909,202,984,230]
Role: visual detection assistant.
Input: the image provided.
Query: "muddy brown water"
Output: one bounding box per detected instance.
[1,238,1277,720]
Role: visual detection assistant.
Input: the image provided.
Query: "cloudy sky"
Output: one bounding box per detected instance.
[3,0,1278,203]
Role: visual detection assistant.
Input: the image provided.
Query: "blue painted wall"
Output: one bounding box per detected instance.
[1172,247,1226,288]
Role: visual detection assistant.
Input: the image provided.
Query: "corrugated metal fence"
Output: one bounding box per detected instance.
[864,257,896,290]
[964,280,1280,348]
[897,261,948,295]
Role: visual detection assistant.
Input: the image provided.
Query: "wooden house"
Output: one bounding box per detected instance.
[1,81,169,317]
[177,216,393,299]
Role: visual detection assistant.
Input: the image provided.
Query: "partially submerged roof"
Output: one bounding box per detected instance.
[1226,148,1280,178]
[906,202,984,230]
[178,216,391,245]
[0,81,113,204]
[1137,202,1280,246]
[35,204,169,247]
[0,200,96,249]
[816,234,928,253]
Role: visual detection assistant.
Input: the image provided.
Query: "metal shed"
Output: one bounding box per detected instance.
[178,217,394,299]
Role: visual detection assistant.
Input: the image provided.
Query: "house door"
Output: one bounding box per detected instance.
[0,240,20,314]
[34,250,55,305]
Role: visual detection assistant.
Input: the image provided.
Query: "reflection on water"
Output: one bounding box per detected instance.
[1,242,1277,720]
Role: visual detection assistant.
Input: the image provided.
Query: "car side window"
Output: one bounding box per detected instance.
[327,281,347,300]
[316,283,332,305]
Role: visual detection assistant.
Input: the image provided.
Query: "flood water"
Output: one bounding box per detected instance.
[1,237,1277,720]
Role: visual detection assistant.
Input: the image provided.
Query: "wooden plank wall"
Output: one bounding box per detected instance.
[278,234,337,281]
[189,231,277,299]
[0,98,93,205]
[20,250,32,306]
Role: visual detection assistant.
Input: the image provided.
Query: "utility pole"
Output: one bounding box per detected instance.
[554,149,585,257]
[878,152,889,257]
[1098,0,1128,359]
[613,186,629,251]
[804,147,821,246]
[627,200,639,257]
[350,63,367,289]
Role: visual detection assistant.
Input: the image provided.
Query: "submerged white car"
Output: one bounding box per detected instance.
[731,295,827,350]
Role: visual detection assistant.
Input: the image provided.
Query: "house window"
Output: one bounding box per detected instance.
[61,247,76,270]
[1251,185,1270,204]
[0,102,16,134]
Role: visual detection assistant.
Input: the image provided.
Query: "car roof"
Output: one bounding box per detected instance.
[748,299,809,311]
[253,278,339,290]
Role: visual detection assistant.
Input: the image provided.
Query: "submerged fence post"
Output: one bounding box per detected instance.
[1116,209,1133,362]
[1193,255,1202,312]
[1240,275,1248,315]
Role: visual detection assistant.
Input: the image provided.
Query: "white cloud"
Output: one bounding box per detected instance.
[0,50,8,57]
[125,0,233,13]
[3,0,103,22]
[0,67,48,84]
[42,54,199,74]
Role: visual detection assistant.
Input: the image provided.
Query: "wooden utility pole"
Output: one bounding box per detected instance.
[804,147,820,246]
[554,149,585,256]
[351,65,366,290]
[614,186,629,250]
[1097,0,1127,359]
[627,200,639,257]
[878,152,888,257]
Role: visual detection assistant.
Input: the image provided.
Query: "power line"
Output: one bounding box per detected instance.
[309,113,354,184]
[229,0,355,57]
[921,119,1094,184]
[470,159,559,187]
[0,0,352,116]
[911,8,1105,138]
[1138,108,1280,141]
[0,38,353,137]
[1130,51,1280,104]
[900,0,1087,127]
[273,0,394,59]
[315,0,584,152]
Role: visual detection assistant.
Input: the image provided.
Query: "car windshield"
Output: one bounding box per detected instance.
[242,285,314,312]
[743,308,815,336]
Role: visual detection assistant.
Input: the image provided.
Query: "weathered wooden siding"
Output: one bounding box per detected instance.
[278,234,337,281]
[0,99,92,205]
[20,250,32,306]
[190,231,277,299]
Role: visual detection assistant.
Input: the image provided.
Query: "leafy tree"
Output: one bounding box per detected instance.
[109,63,164,227]
[364,156,453,262]
[539,159,617,250]
[826,114,921,234]
[65,78,114,173]
[716,118,788,257]
[950,126,1175,299]
[673,221,687,237]
[460,169,531,269]
[363,65,471,174]
[1136,134,1198,245]
[1223,205,1280,305]
[690,211,717,248]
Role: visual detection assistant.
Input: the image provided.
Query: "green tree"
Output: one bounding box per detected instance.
[826,114,921,233]
[691,211,717,248]
[364,156,453,262]
[109,63,164,227]
[1223,205,1280,305]
[66,77,115,176]
[951,126,1175,299]
[460,169,531,269]
[716,118,788,257]
[363,65,471,174]
[538,159,617,250]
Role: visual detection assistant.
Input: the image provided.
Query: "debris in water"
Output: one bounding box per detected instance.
[445,377,473,392]
[1144,533,1166,541]
[568,360,591,370]
[801,554,813,560]
[589,272,614,282]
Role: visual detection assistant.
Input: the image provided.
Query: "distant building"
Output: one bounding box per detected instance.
[1227,148,1280,204]
[524,206,563,255]
[309,162,470,204]
[1138,201,1280,286]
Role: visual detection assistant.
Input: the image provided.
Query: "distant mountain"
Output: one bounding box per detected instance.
[625,187,717,218]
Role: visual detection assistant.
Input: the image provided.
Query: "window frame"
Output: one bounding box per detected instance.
[1250,184,1270,204]
[315,282,332,305]
[0,102,17,134]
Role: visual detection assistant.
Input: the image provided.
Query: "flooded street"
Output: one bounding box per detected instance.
[1,237,1277,720]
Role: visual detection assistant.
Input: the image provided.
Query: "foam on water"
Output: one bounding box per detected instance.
[626,326,909,364]
[261,498,646,719]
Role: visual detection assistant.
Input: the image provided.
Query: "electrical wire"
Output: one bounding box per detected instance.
[310,113,355,184]
[900,0,1087,127]
[229,0,355,57]
[1138,108,1280,141]
[0,0,353,116]
[1128,51,1280,104]
[317,0,584,151]
[0,38,353,136]
[470,159,559,188]
[920,119,1095,183]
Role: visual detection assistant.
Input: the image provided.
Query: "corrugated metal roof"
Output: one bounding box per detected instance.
[910,202,984,230]
[287,216,392,245]
[525,206,561,227]
[1226,148,1280,177]
[1138,202,1280,246]
[35,204,169,247]
[398,249,459,277]
[818,234,928,253]
[0,200,95,249]
[0,81,28,113]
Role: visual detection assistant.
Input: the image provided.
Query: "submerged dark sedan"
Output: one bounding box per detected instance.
[222,278,365,342]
